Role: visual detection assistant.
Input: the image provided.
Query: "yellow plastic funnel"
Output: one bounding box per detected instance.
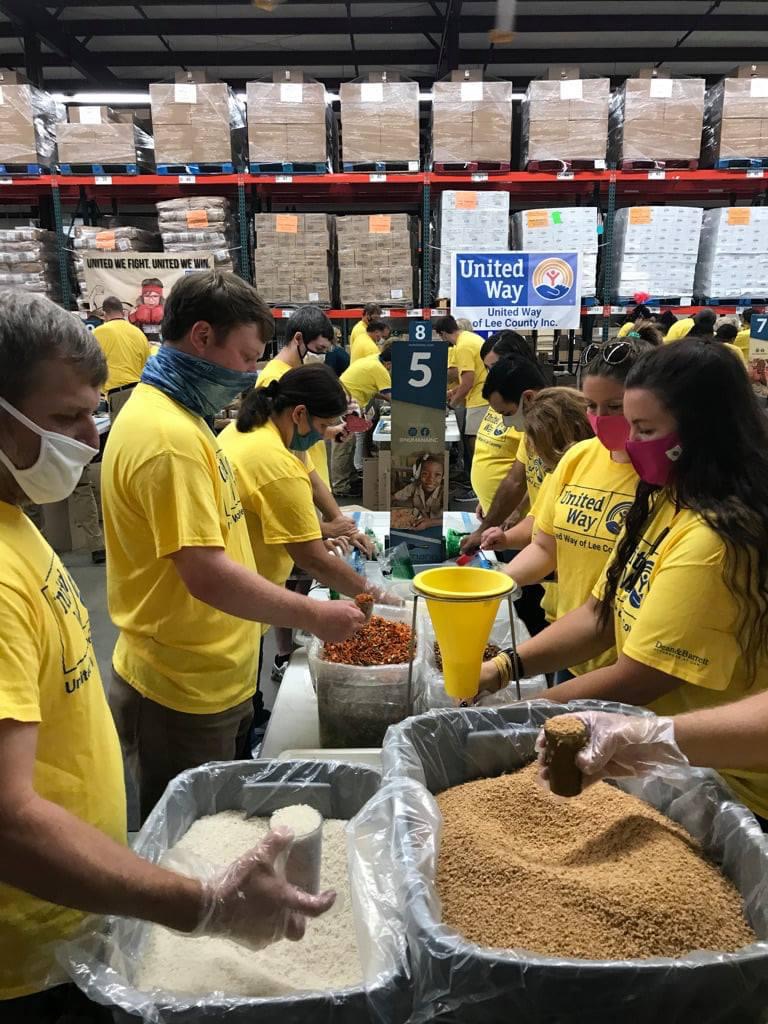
[413,566,515,701]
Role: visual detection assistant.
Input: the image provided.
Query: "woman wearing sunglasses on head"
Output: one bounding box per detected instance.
[481,335,657,680]
[485,338,768,824]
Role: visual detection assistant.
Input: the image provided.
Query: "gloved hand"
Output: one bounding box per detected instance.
[365,583,406,608]
[480,526,507,551]
[535,711,688,790]
[195,829,336,950]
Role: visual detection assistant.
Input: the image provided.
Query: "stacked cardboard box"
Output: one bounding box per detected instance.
[56,106,154,169]
[0,227,66,300]
[337,214,416,305]
[432,71,513,166]
[512,207,600,297]
[157,196,235,271]
[610,75,705,164]
[521,69,610,166]
[704,66,768,163]
[246,72,331,168]
[694,207,768,299]
[611,206,703,298]
[72,225,159,298]
[437,190,510,300]
[0,71,64,168]
[150,73,246,168]
[339,74,419,167]
[253,213,333,305]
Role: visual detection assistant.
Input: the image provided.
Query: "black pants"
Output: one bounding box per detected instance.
[3,983,111,1024]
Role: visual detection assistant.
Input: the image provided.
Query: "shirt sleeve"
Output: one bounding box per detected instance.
[533,454,563,537]
[621,524,741,690]
[515,440,528,468]
[0,584,42,723]
[132,451,228,558]
[255,477,322,546]
[376,363,392,393]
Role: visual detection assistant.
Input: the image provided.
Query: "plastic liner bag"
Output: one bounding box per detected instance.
[308,603,426,748]
[352,701,768,1024]
[415,599,547,712]
[58,758,410,1024]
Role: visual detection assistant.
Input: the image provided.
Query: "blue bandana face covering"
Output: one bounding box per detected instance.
[289,412,324,452]
[141,345,257,422]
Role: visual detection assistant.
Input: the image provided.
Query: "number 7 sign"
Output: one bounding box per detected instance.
[750,312,768,361]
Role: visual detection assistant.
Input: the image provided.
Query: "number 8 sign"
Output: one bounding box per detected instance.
[392,320,448,410]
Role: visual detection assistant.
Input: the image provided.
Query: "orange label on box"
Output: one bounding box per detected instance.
[526,210,549,228]
[369,214,391,234]
[276,214,298,234]
[727,207,751,225]
[629,207,653,225]
[186,209,209,228]
[95,231,115,250]
[454,192,478,211]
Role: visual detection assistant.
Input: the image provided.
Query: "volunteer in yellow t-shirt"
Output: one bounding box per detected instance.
[435,315,488,460]
[102,272,363,819]
[0,291,334,1010]
[350,317,387,363]
[221,364,385,609]
[616,303,652,339]
[736,307,754,358]
[93,295,151,422]
[663,308,710,343]
[481,336,663,679]
[490,338,768,823]
[479,388,593,624]
[349,302,382,357]
[332,347,393,496]
[714,321,749,365]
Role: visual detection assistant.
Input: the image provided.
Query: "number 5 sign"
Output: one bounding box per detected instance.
[391,320,448,410]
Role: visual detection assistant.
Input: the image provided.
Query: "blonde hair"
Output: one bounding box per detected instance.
[456,318,474,332]
[523,387,593,471]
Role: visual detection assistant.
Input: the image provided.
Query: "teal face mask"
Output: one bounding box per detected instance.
[289,412,324,452]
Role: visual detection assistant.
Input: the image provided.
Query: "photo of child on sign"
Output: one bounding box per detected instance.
[391,453,445,531]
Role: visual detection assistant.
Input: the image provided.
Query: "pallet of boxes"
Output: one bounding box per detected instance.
[436,191,510,304]
[253,213,333,306]
[157,197,236,273]
[703,65,768,168]
[521,67,609,169]
[609,71,705,169]
[339,72,420,171]
[56,105,154,174]
[694,207,768,302]
[246,71,333,173]
[431,70,513,172]
[149,73,246,173]
[0,227,67,301]
[611,205,704,301]
[512,207,600,298]
[337,214,417,307]
[0,71,63,173]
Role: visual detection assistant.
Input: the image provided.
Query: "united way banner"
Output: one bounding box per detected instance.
[451,251,582,332]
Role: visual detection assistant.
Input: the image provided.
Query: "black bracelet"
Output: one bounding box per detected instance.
[502,648,525,681]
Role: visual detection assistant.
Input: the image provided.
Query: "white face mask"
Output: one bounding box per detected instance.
[501,406,526,431]
[303,350,327,364]
[0,397,99,504]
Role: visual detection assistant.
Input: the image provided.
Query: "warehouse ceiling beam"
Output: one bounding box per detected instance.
[27,12,765,34]
[0,0,118,84]
[23,29,42,86]
[43,0,765,5]
[10,46,768,67]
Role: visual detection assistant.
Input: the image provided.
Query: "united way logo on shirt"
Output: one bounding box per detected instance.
[605,500,633,536]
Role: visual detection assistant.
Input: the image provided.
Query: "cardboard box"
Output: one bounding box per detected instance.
[704,72,768,163]
[0,76,64,166]
[150,81,245,165]
[432,78,512,164]
[611,78,705,162]
[522,76,609,164]
[246,76,330,165]
[56,122,153,166]
[340,76,419,165]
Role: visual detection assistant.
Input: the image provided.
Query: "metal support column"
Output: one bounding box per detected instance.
[51,182,73,310]
[421,177,431,307]
[600,170,617,343]
[236,179,251,281]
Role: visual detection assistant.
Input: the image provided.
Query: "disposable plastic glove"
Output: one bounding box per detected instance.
[366,583,406,608]
[195,828,336,950]
[535,711,689,790]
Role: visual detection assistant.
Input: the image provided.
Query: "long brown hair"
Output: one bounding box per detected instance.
[523,387,594,471]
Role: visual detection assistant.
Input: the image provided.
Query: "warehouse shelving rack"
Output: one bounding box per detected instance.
[2,168,766,361]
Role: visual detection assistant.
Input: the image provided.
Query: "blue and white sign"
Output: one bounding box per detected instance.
[451,251,582,332]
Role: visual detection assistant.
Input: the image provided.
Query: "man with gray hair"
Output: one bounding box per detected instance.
[0,291,335,1022]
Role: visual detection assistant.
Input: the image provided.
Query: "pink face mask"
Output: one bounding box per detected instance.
[625,432,683,487]
[587,411,630,452]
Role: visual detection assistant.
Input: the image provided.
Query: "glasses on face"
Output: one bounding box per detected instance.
[580,340,634,368]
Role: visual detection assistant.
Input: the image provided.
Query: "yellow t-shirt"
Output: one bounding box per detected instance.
[470,410,523,516]
[340,353,391,409]
[350,331,380,363]
[594,498,768,819]
[453,330,488,407]
[93,318,151,392]
[724,341,748,366]
[516,438,548,507]
[102,384,261,715]
[736,325,750,358]
[663,317,695,343]
[530,471,558,622]
[536,437,638,672]
[219,419,321,599]
[349,318,367,349]
[0,503,126,999]
[617,321,635,338]
[256,357,328,487]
